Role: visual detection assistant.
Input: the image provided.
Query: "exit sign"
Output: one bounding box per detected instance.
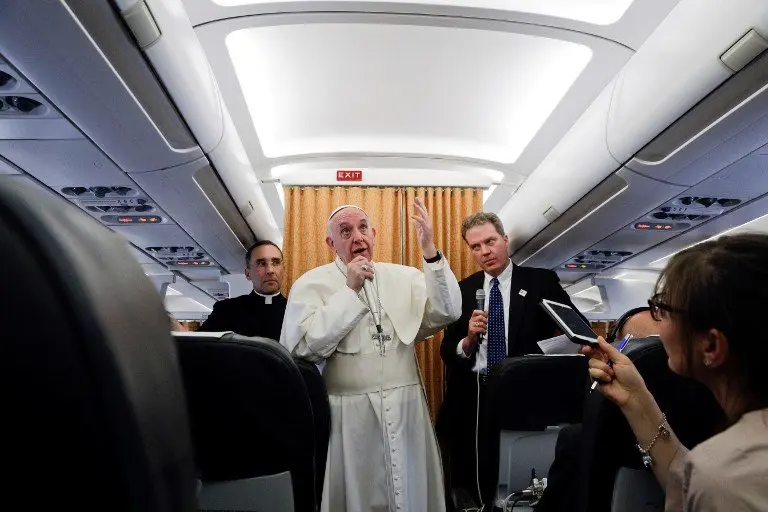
[336,170,363,181]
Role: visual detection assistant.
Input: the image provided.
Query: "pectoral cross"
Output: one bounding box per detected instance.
[372,332,392,356]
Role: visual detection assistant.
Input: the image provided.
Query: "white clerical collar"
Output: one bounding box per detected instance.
[254,290,280,304]
[484,259,513,287]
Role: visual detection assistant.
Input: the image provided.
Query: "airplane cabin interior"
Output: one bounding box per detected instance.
[2,0,768,511]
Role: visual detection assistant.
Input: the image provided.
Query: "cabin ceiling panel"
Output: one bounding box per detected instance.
[605,0,768,163]
[196,12,631,200]
[0,0,204,173]
[112,224,224,270]
[227,23,592,164]
[177,268,225,280]
[164,295,214,313]
[596,153,768,272]
[209,0,636,25]
[181,0,679,50]
[129,246,160,265]
[0,156,20,175]
[529,153,768,276]
[613,194,768,271]
[626,62,768,187]
[554,270,590,285]
[515,167,688,271]
[503,0,768,252]
[129,157,253,273]
[0,139,133,187]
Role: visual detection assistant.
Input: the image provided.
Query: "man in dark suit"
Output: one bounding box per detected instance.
[436,212,586,508]
[197,240,287,340]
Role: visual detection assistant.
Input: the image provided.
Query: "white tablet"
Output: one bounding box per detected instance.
[540,299,598,347]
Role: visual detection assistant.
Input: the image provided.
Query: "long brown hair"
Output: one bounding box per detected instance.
[654,233,768,413]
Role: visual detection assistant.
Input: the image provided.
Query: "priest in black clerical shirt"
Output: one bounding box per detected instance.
[198,240,287,341]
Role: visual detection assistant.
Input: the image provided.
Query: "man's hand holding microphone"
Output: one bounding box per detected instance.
[462,290,488,356]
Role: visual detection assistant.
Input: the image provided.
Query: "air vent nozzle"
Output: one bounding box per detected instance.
[645,196,742,228]
[147,246,196,253]
[62,186,139,198]
[85,202,152,214]
[0,95,47,115]
[0,71,16,89]
[145,247,214,268]
[563,249,634,271]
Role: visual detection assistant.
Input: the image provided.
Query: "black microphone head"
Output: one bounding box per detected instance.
[475,289,485,310]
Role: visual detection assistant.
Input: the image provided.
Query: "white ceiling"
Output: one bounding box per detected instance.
[188,0,659,227]
[227,23,593,163]
[210,0,637,26]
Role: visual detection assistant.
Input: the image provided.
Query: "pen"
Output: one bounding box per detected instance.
[590,334,633,392]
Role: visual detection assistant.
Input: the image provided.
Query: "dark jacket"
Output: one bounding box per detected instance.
[197,291,287,341]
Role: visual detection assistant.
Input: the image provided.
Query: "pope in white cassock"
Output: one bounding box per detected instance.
[280,198,462,512]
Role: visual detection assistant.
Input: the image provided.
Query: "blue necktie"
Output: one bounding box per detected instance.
[486,277,506,373]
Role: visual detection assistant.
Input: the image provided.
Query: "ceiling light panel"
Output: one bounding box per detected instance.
[227,24,592,163]
[212,0,635,25]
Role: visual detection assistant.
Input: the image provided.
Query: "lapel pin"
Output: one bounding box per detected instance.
[519,289,527,297]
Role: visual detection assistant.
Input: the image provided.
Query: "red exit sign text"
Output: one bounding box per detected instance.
[336,170,363,181]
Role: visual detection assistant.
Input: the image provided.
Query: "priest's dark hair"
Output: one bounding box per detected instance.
[245,240,283,265]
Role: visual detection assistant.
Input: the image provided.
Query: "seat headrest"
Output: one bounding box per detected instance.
[0,178,197,510]
[489,355,589,429]
[173,332,316,510]
[607,307,651,343]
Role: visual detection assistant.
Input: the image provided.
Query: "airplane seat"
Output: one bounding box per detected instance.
[484,355,589,506]
[0,178,198,510]
[172,332,316,512]
[576,338,725,512]
[293,357,331,507]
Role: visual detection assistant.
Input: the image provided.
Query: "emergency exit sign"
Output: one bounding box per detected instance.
[336,170,363,181]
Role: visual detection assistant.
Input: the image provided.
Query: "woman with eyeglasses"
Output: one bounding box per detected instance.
[584,233,768,511]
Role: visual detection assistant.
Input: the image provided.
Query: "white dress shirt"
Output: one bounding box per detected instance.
[456,259,513,373]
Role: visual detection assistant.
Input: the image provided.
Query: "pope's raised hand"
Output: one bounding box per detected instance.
[411,197,437,259]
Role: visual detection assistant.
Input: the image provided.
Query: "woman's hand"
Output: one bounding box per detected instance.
[582,337,650,410]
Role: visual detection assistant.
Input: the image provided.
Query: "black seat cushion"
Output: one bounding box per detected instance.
[481,355,589,504]
[0,177,197,511]
[294,357,331,506]
[174,333,316,512]
[489,355,589,430]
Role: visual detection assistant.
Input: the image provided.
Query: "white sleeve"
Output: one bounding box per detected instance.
[280,282,368,363]
[415,256,462,340]
[456,337,470,358]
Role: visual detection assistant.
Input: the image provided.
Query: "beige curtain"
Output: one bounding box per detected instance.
[402,187,482,421]
[282,185,482,421]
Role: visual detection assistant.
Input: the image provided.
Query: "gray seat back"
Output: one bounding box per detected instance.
[197,471,295,512]
[173,332,316,512]
[498,429,560,495]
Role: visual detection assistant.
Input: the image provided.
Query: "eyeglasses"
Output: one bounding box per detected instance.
[647,294,685,321]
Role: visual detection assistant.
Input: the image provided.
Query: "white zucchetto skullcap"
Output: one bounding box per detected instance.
[327,204,369,223]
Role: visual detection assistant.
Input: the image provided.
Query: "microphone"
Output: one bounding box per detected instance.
[364,278,383,334]
[475,289,485,343]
